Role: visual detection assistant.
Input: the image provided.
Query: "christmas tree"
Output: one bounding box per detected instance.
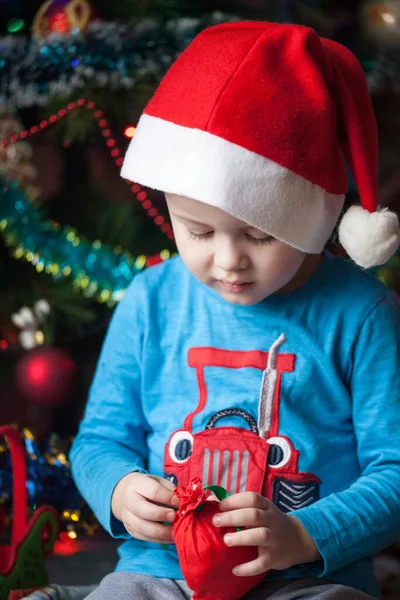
[1,0,400,556]
[0,2,400,598]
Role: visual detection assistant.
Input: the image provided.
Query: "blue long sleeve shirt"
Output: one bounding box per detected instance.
[70,252,400,596]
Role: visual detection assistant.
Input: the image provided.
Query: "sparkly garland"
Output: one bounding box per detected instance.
[0,179,171,306]
[0,428,98,539]
[0,14,235,108]
[0,97,174,239]
[0,98,174,306]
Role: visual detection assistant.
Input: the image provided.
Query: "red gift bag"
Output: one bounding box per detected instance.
[173,479,266,600]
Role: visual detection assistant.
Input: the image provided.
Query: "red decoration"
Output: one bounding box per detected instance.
[0,426,58,598]
[16,348,76,407]
[145,254,165,267]
[173,479,265,600]
[0,99,174,240]
[32,0,93,39]
[49,11,70,33]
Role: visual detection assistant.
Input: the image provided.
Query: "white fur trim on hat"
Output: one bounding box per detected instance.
[339,205,400,268]
[121,114,344,254]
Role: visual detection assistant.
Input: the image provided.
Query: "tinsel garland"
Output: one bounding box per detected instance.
[0,14,236,108]
[0,428,98,540]
[0,179,171,306]
[0,97,175,239]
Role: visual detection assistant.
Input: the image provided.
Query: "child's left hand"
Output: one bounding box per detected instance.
[212,491,321,577]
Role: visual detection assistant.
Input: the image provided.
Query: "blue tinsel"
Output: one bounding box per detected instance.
[0,430,96,538]
[0,179,150,305]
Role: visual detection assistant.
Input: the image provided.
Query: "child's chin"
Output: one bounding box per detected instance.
[218,289,261,306]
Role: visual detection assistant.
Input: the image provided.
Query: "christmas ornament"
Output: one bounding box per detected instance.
[0,429,99,541]
[0,426,58,599]
[12,301,50,350]
[361,1,400,47]
[15,347,77,407]
[173,479,265,600]
[32,0,93,39]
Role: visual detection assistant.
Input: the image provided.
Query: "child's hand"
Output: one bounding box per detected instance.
[212,492,320,577]
[111,472,180,544]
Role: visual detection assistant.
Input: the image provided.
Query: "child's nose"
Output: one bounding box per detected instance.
[214,242,248,272]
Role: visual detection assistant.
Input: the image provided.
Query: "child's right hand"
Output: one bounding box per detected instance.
[111,472,180,544]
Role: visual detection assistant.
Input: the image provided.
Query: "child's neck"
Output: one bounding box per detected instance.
[274,253,323,296]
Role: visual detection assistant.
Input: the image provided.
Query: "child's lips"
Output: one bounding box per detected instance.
[218,280,253,293]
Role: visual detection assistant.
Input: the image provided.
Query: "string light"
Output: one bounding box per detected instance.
[0,98,174,240]
[7,18,25,34]
[68,530,78,539]
[124,126,136,138]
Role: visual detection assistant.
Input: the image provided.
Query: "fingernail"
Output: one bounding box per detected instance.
[232,568,240,576]
[224,534,232,545]
[167,512,175,522]
[213,515,222,526]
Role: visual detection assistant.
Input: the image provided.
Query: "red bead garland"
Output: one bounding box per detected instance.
[0,98,174,240]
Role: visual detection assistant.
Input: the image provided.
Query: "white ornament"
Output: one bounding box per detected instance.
[34,299,51,321]
[11,300,51,349]
[11,307,36,329]
[19,330,37,350]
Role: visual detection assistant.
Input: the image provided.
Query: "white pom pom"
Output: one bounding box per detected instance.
[338,206,400,268]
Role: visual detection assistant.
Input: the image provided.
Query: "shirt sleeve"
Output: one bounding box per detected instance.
[290,289,400,575]
[70,276,149,539]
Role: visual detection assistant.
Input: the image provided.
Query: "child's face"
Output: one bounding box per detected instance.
[166,194,310,306]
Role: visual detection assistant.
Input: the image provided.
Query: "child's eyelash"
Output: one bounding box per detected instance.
[247,235,274,246]
[186,231,274,245]
[186,231,213,242]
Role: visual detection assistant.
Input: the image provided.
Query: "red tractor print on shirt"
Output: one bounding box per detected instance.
[164,335,320,512]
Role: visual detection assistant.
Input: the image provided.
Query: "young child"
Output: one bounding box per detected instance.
[70,21,400,600]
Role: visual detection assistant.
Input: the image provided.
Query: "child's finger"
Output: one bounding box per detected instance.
[232,554,271,578]
[223,527,270,548]
[213,507,266,529]
[219,491,270,511]
[142,476,179,508]
[129,493,176,523]
[125,512,175,543]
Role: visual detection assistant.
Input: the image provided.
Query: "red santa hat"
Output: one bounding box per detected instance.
[121,21,400,268]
